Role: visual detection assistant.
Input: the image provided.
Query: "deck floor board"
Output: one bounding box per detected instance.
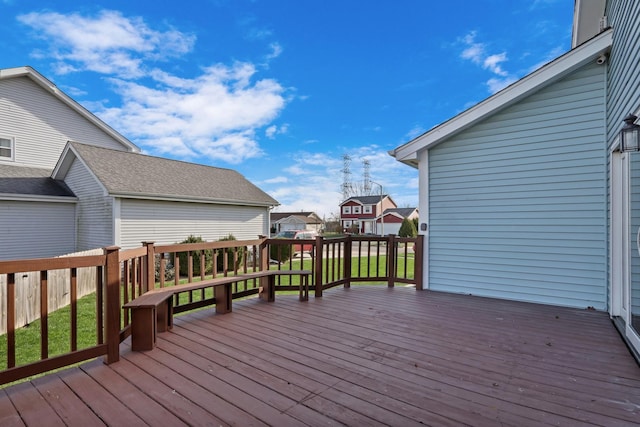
[2,286,639,426]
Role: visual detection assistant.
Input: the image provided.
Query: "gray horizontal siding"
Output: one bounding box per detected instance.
[428,62,607,309]
[0,201,75,260]
[0,77,127,169]
[64,159,113,250]
[119,199,269,249]
[606,0,640,143]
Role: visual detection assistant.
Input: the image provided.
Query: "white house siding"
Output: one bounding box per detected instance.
[0,201,75,260]
[118,199,269,249]
[427,63,607,309]
[64,159,114,250]
[0,77,126,170]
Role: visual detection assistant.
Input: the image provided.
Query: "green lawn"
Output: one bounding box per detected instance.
[0,292,99,373]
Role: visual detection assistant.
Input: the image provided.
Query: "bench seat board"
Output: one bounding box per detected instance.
[123,270,311,351]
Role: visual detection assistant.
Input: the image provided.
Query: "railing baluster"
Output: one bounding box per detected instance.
[40,270,48,360]
[71,267,77,352]
[7,273,16,368]
[97,265,104,345]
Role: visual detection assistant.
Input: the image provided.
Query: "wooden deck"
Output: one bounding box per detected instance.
[1,286,639,426]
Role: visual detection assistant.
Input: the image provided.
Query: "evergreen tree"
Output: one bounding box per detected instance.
[398,217,417,237]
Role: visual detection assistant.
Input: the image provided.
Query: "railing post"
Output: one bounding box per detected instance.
[258,236,270,301]
[142,241,155,293]
[314,236,323,297]
[344,235,352,289]
[387,234,396,288]
[104,246,121,364]
[414,235,424,290]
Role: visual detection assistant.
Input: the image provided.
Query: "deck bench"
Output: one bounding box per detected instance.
[123,269,311,351]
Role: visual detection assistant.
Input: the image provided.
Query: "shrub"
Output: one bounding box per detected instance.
[176,235,212,276]
[398,217,418,238]
[270,242,292,263]
[215,234,244,273]
[154,254,175,282]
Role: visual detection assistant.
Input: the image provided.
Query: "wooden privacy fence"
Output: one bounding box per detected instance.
[0,248,102,335]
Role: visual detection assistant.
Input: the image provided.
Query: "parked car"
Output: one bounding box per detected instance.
[274,230,318,254]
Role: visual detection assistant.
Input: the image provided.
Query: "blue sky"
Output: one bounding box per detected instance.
[1,0,573,219]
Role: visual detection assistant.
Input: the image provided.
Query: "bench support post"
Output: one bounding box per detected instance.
[215,283,232,314]
[130,307,156,352]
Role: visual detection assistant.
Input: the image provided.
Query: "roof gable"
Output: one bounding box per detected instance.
[0,66,139,153]
[53,142,278,207]
[341,195,392,206]
[391,29,612,167]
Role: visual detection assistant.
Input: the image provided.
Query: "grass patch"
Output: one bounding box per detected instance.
[0,292,99,386]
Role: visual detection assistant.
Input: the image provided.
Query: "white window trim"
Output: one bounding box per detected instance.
[343,206,351,214]
[0,136,15,162]
[353,206,361,214]
[364,205,372,214]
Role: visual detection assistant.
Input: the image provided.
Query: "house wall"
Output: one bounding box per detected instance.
[427,62,608,309]
[64,159,114,251]
[605,0,640,144]
[118,199,270,249]
[0,200,76,260]
[0,77,129,170]
[606,1,640,316]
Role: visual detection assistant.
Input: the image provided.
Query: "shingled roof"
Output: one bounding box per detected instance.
[55,142,278,207]
[0,164,75,198]
[384,207,418,218]
[341,195,389,205]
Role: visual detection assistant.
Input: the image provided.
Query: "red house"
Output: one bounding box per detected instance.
[339,195,396,235]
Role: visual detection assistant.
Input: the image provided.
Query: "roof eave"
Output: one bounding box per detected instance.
[391,28,613,163]
[0,193,78,203]
[112,192,279,208]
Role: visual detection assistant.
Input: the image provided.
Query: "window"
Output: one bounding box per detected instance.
[343,220,352,227]
[364,205,372,214]
[342,206,351,214]
[0,137,13,160]
[353,206,361,214]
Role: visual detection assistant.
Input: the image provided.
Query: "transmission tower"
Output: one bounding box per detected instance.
[341,154,353,201]
[363,159,371,195]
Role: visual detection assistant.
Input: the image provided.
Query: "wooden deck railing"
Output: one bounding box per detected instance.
[0,234,423,385]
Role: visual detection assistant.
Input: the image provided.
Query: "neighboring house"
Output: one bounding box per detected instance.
[270,211,323,235]
[379,207,419,236]
[340,195,396,235]
[391,0,640,359]
[0,66,278,260]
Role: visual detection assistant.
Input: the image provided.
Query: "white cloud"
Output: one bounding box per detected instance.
[483,53,508,76]
[459,31,515,94]
[96,62,286,163]
[18,10,195,79]
[265,123,289,139]
[266,42,283,61]
[264,176,288,184]
[405,125,426,141]
[486,76,518,93]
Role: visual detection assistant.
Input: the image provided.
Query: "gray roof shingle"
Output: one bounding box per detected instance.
[0,164,75,197]
[342,195,388,205]
[69,142,278,206]
[384,207,418,218]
